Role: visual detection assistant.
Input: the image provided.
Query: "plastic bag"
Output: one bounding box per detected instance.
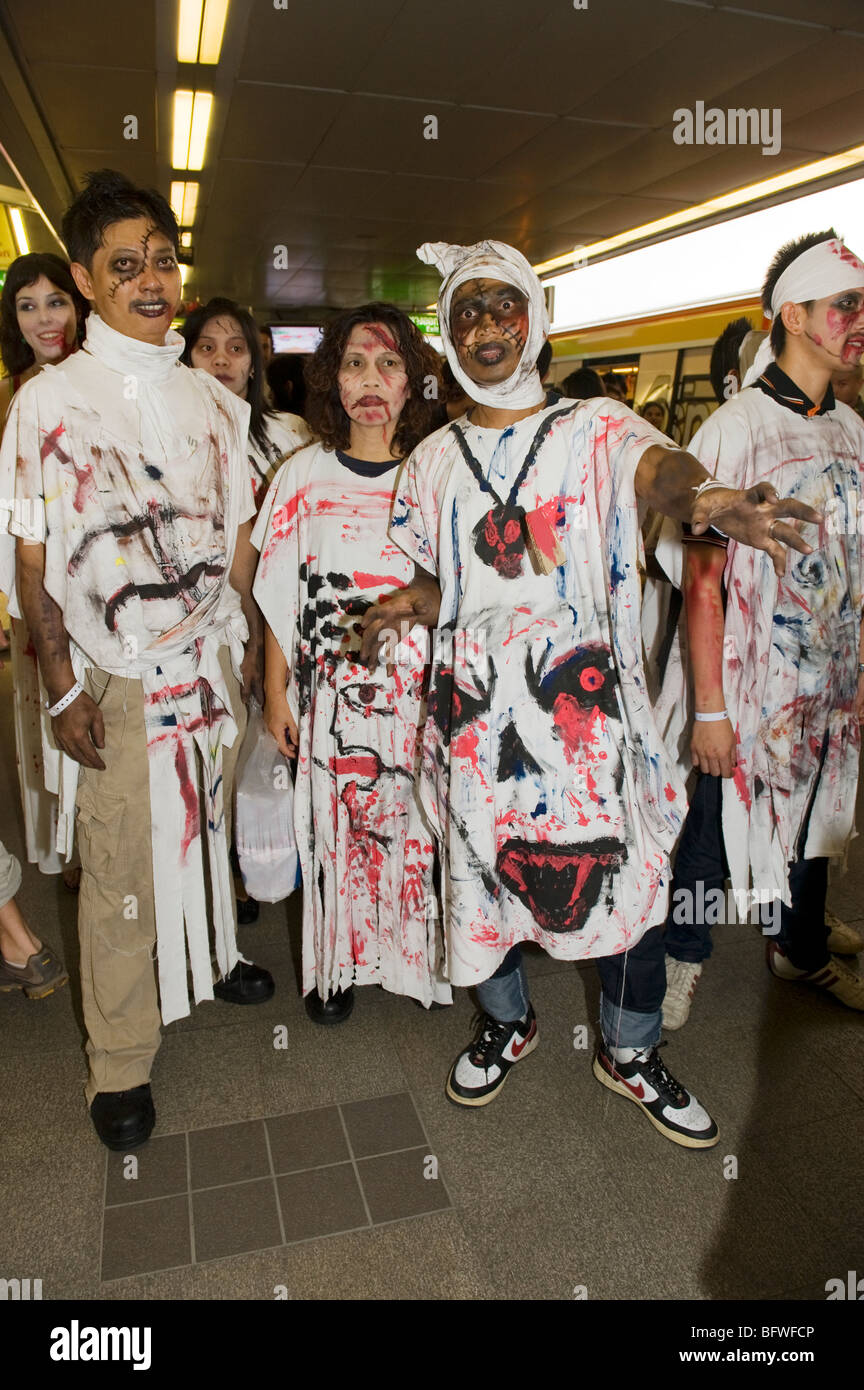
[235,700,299,903]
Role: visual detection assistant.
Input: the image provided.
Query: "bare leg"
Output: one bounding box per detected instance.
[0,896,41,964]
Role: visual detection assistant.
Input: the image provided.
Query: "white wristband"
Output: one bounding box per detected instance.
[47,681,83,717]
[694,710,728,722]
[692,477,727,499]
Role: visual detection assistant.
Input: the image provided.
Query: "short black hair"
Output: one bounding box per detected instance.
[0,252,89,376]
[62,168,179,270]
[181,296,275,453]
[561,367,604,400]
[709,317,753,404]
[535,339,552,378]
[602,371,625,396]
[762,229,837,357]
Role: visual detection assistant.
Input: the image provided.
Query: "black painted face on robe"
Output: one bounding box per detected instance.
[496,836,627,934]
[472,503,526,579]
[433,637,629,933]
[427,638,497,744]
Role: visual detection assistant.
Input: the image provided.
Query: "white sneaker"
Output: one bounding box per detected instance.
[825,910,864,956]
[662,958,703,1030]
[767,941,864,1011]
[593,1041,719,1148]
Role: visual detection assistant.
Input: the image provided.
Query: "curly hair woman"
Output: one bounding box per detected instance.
[251,303,449,1022]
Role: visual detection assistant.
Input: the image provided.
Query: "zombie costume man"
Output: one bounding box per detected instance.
[361,239,817,1148]
[0,171,273,1150]
[661,233,864,1028]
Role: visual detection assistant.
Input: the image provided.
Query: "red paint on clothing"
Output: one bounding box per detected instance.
[174,740,200,860]
[553,693,603,761]
[353,571,407,590]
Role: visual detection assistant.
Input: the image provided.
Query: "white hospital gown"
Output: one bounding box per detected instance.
[252,443,449,1006]
[0,316,254,1021]
[689,388,864,902]
[391,399,687,987]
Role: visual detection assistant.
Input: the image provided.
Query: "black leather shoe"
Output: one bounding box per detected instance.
[236,896,260,925]
[304,986,354,1025]
[214,960,275,1005]
[90,1084,155,1151]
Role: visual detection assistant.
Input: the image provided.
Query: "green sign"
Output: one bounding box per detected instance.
[408,312,439,336]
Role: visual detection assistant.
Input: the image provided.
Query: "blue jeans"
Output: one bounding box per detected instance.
[475,928,665,1050]
[664,772,830,972]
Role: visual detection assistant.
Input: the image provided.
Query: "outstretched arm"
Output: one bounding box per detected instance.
[16,538,105,769]
[684,539,736,778]
[635,444,820,578]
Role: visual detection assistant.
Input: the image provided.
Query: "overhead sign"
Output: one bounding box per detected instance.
[409,312,439,336]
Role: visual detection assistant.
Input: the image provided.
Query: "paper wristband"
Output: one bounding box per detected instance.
[47,681,83,717]
[693,710,729,722]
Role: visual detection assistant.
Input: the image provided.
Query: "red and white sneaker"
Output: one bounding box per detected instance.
[446,1007,538,1107]
[593,1041,719,1148]
[767,940,864,1010]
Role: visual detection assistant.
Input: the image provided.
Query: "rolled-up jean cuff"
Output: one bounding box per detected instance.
[475,959,530,1022]
[0,838,23,911]
[600,993,662,1050]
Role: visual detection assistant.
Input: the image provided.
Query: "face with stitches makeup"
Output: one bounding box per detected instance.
[15,275,78,365]
[449,278,530,385]
[190,315,253,397]
[337,322,410,431]
[71,217,182,345]
[801,287,864,368]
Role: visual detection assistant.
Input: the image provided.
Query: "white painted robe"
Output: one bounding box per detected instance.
[0,314,254,1022]
[688,387,864,902]
[247,410,313,509]
[252,443,449,1006]
[391,399,687,987]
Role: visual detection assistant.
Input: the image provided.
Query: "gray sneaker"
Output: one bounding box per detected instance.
[0,944,69,999]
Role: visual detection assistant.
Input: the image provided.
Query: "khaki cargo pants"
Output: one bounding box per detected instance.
[75,649,246,1103]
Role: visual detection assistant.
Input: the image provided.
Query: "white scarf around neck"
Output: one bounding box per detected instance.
[418,239,548,409]
[83,312,187,456]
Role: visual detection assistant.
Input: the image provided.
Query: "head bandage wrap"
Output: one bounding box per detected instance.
[417,239,549,409]
[741,236,864,388]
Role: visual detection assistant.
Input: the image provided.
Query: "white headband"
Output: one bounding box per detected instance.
[417,239,548,409]
[741,237,864,388]
[769,237,864,319]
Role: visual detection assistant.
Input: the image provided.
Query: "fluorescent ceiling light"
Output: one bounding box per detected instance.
[172,90,212,171]
[170,181,199,226]
[9,207,28,254]
[534,143,864,277]
[172,91,194,168]
[177,0,204,62]
[199,0,229,63]
[546,176,864,334]
[187,92,212,170]
[178,0,228,64]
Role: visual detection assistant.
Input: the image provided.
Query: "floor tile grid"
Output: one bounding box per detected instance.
[101,1092,454,1280]
[102,1092,457,1196]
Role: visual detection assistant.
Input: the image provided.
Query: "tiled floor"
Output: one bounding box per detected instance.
[100,1093,450,1281]
[1,655,863,1301]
